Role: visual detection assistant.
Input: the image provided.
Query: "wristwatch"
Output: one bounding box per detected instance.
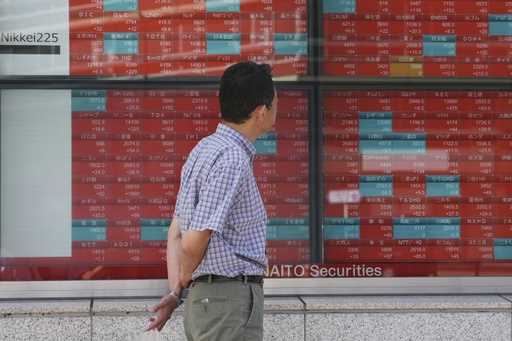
[167,290,185,307]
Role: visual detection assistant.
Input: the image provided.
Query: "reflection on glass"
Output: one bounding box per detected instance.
[323,90,512,277]
[0,88,310,280]
[322,1,512,78]
[0,1,310,77]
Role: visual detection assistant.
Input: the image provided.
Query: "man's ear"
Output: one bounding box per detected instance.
[253,104,267,122]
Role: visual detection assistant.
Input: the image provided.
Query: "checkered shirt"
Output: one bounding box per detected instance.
[173,123,268,278]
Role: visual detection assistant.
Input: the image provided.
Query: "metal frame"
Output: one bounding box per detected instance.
[0,84,321,299]
[4,1,512,299]
[0,0,316,84]
[2,277,512,299]
[3,83,512,298]
[317,0,512,84]
[308,84,321,263]
[307,0,317,79]
[314,84,512,297]
[317,0,325,76]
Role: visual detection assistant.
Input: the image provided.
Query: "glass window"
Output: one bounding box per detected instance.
[321,0,512,78]
[0,0,310,77]
[322,89,512,277]
[2,0,512,291]
[0,87,311,281]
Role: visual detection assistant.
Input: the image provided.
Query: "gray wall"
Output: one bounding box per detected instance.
[1,295,512,340]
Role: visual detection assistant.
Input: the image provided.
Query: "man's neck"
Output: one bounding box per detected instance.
[222,121,260,142]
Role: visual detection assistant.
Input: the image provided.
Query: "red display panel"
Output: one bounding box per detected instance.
[322,0,512,78]
[0,88,310,280]
[69,0,309,77]
[322,89,512,278]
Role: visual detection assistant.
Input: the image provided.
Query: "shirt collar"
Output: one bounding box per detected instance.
[216,123,256,160]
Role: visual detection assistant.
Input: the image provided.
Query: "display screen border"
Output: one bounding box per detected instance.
[0,0,316,81]
[3,80,512,297]
[0,83,322,297]
[317,0,512,82]
[3,277,512,299]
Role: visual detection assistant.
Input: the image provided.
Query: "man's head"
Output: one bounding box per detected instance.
[219,61,277,137]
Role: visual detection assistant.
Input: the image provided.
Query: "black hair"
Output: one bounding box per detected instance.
[219,61,274,124]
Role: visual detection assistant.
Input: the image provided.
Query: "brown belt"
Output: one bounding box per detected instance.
[194,274,264,284]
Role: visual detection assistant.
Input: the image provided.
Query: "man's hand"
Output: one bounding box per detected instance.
[146,292,181,332]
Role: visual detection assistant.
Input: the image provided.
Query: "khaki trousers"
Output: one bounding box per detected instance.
[184,279,264,341]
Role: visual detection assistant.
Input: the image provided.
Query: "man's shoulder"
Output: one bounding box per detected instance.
[196,133,251,169]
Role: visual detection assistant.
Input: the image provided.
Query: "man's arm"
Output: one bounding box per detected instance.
[179,229,212,287]
[168,217,213,292]
[166,218,182,293]
[148,161,244,331]
[146,218,183,331]
[147,219,212,331]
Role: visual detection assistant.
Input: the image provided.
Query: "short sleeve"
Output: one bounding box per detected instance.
[172,191,183,221]
[172,161,189,221]
[188,162,245,233]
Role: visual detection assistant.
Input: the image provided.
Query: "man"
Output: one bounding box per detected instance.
[147,61,277,341]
